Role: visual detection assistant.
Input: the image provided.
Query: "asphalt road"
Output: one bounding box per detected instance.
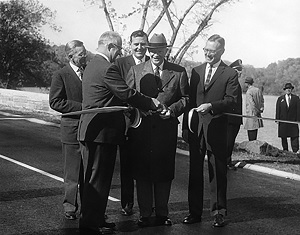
[0,110,300,235]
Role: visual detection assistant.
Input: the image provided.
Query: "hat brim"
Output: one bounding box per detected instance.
[283,86,294,90]
[146,45,172,49]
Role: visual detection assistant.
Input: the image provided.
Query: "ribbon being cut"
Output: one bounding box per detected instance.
[188,108,300,133]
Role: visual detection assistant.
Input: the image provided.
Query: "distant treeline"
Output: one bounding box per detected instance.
[10,44,300,97]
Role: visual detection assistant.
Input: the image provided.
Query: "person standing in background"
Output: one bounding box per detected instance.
[275,82,300,153]
[114,30,149,216]
[244,77,264,141]
[227,59,243,170]
[49,40,86,220]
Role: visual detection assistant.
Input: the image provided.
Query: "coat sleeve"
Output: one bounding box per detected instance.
[104,64,154,111]
[49,71,82,113]
[168,69,189,117]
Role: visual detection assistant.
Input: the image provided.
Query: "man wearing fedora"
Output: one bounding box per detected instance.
[275,82,300,153]
[126,33,189,227]
[244,77,264,141]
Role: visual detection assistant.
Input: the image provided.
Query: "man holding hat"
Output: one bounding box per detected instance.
[275,82,300,153]
[126,33,189,227]
[244,77,264,141]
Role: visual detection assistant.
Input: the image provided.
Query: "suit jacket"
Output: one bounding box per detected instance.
[78,54,153,144]
[183,61,239,152]
[228,81,243,125]
[115,55,150,80]
[276,93,300,137]
[49,64,82,144]
[126,59,189,181]
[244,85,264,130]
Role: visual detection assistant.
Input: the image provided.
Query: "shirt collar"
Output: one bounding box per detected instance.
[133,55,145,65]
[69,62,80,73]
[151,60,164,71]
[207,60,221,69]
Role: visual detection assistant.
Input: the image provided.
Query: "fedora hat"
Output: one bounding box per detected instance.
[245,77,254,85]
[283,82,294,90]
[229,59,243,72]
[146,33,171,49]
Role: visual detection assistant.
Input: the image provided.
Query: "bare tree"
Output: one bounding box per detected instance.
[83,0,236,63]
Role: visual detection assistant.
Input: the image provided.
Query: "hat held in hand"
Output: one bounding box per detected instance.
[146,33,171,49]
[283,82,294,90]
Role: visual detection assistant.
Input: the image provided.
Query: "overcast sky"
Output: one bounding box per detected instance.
[39,0,300,68]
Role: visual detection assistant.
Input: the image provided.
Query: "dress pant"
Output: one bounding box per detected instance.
[119,143,134,209]
[227,124,241,165]
[281,137,299,152]
[79,142,117,229]
[188,132,227,217]
[247,129,258,141]
[136,179,172,217]
[62,143,84,213]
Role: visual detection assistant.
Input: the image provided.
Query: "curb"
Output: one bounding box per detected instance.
[176,148,300,182]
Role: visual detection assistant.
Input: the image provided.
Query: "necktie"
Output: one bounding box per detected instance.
[154,66,162,92]
[288,95,291,107]
[204,65,212,88]
[137,59,142,64]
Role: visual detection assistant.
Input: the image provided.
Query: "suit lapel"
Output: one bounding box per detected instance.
[161,61,175,90]
[205,61,226,90]
[66,63,82,83]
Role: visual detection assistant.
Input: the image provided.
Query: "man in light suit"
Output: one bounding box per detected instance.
[78,31,161,235]
[126,33,189,227]
[49,40,86,220]
[244,77,264,141]
[276,82,300,152]
[114,30,149,216]
[182,34,239,227]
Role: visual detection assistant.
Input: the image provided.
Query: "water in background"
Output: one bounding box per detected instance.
[178,94,297,150]
[236,94,283,149]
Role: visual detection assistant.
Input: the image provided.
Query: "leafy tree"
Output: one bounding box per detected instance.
[83,0,237,64]
[0,0,60,88]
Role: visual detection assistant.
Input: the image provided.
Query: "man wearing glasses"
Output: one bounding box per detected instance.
[78,31,162,234]
[49,40,86,221]
[182,34,239,228]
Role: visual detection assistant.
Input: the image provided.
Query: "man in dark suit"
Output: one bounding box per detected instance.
[276,82,300,153]
[227,59,243,170]
[114,30,149,216]
[182,34,239,227]
[49,40,86,220]
[77,31,161,235]
[126,33,189,227]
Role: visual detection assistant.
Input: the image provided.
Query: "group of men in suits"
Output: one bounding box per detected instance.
[49,31,241,234]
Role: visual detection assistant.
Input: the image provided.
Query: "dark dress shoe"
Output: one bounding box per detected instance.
[80,226,114,235]
[64,211,77,220]
[137,217,151,227]
[182,214,202,224]
[156,216,172,226]
[101,222,116,229]
[212,214,225,227]
[227,163,237,170]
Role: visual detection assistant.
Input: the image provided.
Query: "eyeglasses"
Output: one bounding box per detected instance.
[203,48,222,55]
